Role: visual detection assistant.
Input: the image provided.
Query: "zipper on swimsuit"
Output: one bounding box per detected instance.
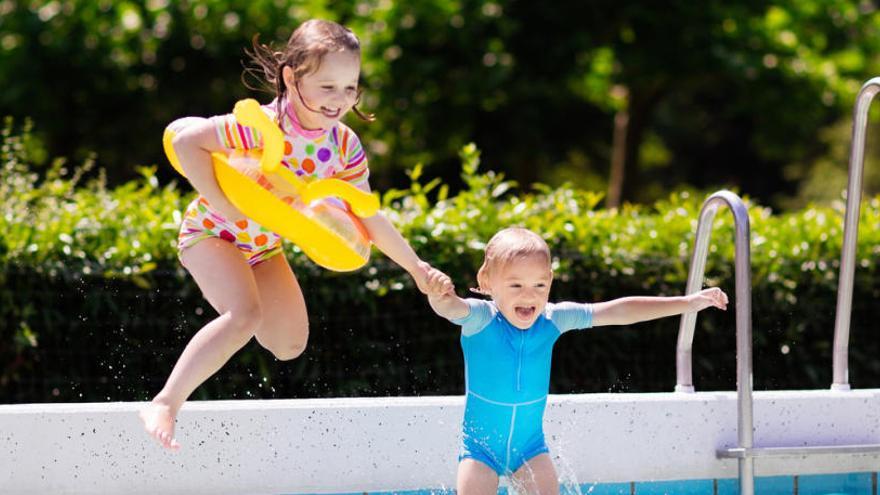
[516,330,524,391]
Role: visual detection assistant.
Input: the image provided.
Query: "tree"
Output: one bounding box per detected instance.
[2,1,878,208]
[565,0,880,206]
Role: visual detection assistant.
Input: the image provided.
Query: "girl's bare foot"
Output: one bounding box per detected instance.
[139,401,181,451]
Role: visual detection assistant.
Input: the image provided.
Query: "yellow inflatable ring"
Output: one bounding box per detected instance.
[163,99,378,272]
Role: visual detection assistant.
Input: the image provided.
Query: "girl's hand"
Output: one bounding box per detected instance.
[415,261,454,296]
[686,287,729,312]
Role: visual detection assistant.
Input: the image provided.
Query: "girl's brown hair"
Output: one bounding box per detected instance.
[243,19,374,122]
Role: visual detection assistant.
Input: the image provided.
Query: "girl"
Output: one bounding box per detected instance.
[423,227,728,495]
[140,19,438,450]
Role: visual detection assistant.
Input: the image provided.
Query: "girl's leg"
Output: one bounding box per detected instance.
[250,254,309,360]
[140,238,263,450]
[457,458,500,495]
[510,453,559,495]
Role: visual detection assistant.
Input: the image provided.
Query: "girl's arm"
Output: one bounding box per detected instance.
[592,288,728,326]
[171,118,246,221]
[356,201,466,316]
[358,207,433,293]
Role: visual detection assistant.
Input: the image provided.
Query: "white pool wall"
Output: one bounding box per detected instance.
[1,390,879,494]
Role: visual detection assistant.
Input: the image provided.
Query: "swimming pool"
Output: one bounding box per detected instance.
[1,391,878,494]
[327,472,876,494]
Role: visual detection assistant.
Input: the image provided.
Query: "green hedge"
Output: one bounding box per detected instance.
[2,120,880,404]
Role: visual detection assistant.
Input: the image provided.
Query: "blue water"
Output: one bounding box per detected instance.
[304,472,878,495]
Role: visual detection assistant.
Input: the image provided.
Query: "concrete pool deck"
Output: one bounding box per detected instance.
[2,390,879,494]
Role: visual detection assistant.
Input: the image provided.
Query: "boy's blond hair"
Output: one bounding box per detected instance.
[475,227,551,293]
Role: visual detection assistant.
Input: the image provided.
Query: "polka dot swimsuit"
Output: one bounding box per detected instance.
[176,99,370,266]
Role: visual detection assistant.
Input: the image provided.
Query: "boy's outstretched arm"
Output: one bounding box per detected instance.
[423,268,470,321]
[592,287,728,327]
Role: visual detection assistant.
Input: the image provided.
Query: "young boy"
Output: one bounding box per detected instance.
[424,227,728,495]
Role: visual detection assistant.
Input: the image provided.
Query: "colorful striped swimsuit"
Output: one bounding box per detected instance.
[450,298,593,476]
[176,99,370,266]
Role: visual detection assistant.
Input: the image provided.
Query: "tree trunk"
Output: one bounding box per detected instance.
[607,109,629,208]
[606,86,663,207]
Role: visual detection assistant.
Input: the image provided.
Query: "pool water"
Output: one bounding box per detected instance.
[304,472,878,495]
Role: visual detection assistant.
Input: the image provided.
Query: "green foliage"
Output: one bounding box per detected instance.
[0,118,184,279]
[3,121,880,402]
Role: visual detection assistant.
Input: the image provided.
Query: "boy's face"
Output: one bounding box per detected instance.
[483,254,553,329]
[284,50,361,130]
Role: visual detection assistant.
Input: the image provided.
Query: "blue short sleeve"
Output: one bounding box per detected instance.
[547,302,593,333]
[451,298,496,337]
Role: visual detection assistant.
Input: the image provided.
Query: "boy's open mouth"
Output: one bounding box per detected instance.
[515,306,536,319]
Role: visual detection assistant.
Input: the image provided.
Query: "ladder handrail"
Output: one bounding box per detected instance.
[674,190,755,495]
[832,76,880,391]
[675,191,753,395]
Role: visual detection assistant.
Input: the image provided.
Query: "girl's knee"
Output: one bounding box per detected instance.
[271,324,309,361]
[225,301,264,336]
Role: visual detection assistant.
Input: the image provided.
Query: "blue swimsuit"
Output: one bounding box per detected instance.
[450,298,593,476]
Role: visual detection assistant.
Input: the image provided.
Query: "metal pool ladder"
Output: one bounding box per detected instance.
[674,190,760,494]
[676,77,880,495]
[832,76,880,392]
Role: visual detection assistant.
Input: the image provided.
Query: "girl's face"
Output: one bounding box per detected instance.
[284,50,361,130]
[482,254,553,330]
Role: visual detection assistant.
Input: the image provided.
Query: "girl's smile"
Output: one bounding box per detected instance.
[284,50,361,130]
[319,107,341,118]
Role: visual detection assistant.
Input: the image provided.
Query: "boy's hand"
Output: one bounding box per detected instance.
[686,287,728,312]
[423,265,455,297]
[412,261,454,295]
[421,263,468,321]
